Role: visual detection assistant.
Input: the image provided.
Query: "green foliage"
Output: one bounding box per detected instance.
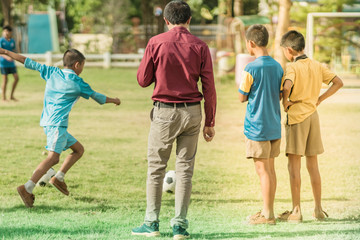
[128,0,142,19]
[243,0,259,15]
[187,0,218,24]
[65,0,103,33]
[1,68,360,239]
[290,0,359,65]
[188,0,259,24]
[317,0,357,11]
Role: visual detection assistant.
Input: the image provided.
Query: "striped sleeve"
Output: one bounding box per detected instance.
[238,71,254,96]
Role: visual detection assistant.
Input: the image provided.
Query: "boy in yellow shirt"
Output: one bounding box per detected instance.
[279,30,343,222]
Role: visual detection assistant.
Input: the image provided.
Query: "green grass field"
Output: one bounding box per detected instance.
[0,68,359,240]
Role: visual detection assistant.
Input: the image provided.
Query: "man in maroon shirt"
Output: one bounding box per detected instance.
[132,1,216,239]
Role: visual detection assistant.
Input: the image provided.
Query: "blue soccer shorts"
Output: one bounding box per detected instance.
[43,126,78,154]
[1,66,17,75]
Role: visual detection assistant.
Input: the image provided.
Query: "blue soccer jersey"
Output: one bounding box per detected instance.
[24,58,107,127]
[0,37,16,68]
[238,56,283,141]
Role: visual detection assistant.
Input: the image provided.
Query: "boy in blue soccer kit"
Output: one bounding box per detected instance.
[0,47,120,208]
[0,26,19,101]
[238,25,283,224]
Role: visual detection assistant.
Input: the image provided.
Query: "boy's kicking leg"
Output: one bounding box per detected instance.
[58,141,84,174]
[49,141,84,195]
[251,158,276,224]
[17,151,60,208]
[10,73,19,101]
[306,155,327,219]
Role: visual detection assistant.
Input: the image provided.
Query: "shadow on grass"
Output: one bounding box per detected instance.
[304,215,360,223]
[0,226,108,238]
[0,204,117,213]
[190,229,360,239]
[189,197,350,204]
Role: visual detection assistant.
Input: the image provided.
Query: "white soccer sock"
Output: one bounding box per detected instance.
[24,180,35,194]
[55,171,65,182]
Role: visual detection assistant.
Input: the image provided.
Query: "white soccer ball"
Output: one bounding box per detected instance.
[163,170,176,193]
[36,168,56,187]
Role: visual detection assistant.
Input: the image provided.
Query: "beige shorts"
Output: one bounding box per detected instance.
[245,137,281,159]
[285,111,324,156]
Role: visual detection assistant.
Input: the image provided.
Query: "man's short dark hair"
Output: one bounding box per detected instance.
[3,25,12,32]
[63,49,85,67]
[245,25,269,47]
[280,30,305,52]
[164,0,191,25]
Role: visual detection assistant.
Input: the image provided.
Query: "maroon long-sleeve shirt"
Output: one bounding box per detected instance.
[137,26,216,127]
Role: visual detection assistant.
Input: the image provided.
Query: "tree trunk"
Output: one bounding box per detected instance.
[216,0,226,49]
[274,0,292,68]
[155,0,170,35]
[1,0,12,26]
[226,0,232,17]
[234,0,243,17]
[141,0,152,44]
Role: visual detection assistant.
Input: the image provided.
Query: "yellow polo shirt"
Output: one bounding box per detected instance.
[284,57,336,125]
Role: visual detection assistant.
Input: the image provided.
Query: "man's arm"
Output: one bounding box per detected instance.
[0,48,26,64]
[282,79,294,112]
[137,44,155,87]
[317,76,343,106]
[200,47,216,142]
[203,126,215,142]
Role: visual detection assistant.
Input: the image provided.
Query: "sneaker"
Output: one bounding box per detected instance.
[313,210,328,221]
[248,212,276,225]
[131,222,160,237]
[17,185,35,208]
[173,225,190,240]
[49,177,69,196]
[247,211,261,221]
[277,210,303,223]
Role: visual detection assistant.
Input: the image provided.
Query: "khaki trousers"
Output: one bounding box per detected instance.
[144,103,202,229]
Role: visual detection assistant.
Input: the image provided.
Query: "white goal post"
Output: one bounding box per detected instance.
[306,12,360,59]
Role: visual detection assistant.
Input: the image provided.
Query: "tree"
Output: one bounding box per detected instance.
[233,0,243,17]
[274,0,291,68]
[141,0,152,43]
[101,0,130,53]
[1,0,12,26]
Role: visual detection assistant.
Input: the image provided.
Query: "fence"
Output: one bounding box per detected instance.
[18,52,144,68]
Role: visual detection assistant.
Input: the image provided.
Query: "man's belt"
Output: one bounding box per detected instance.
[153,101,200,108]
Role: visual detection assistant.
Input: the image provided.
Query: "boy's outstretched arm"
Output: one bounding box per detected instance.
[0,47,26,64]
[90,92,120,106]
[317,76,343,106]
[106,97,121,105]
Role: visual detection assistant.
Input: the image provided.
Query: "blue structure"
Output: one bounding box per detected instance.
[27,14,52,53]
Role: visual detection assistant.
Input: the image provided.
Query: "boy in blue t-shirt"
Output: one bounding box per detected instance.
[0,26,19,101]
[238,25,283,225]
[0,47,120,208]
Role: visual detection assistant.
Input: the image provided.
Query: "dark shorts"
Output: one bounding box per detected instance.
[1,67,17,75]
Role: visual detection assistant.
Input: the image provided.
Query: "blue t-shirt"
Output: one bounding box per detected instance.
[238,56,283,141]
[24,58,107,127]
[0,37,16,68]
